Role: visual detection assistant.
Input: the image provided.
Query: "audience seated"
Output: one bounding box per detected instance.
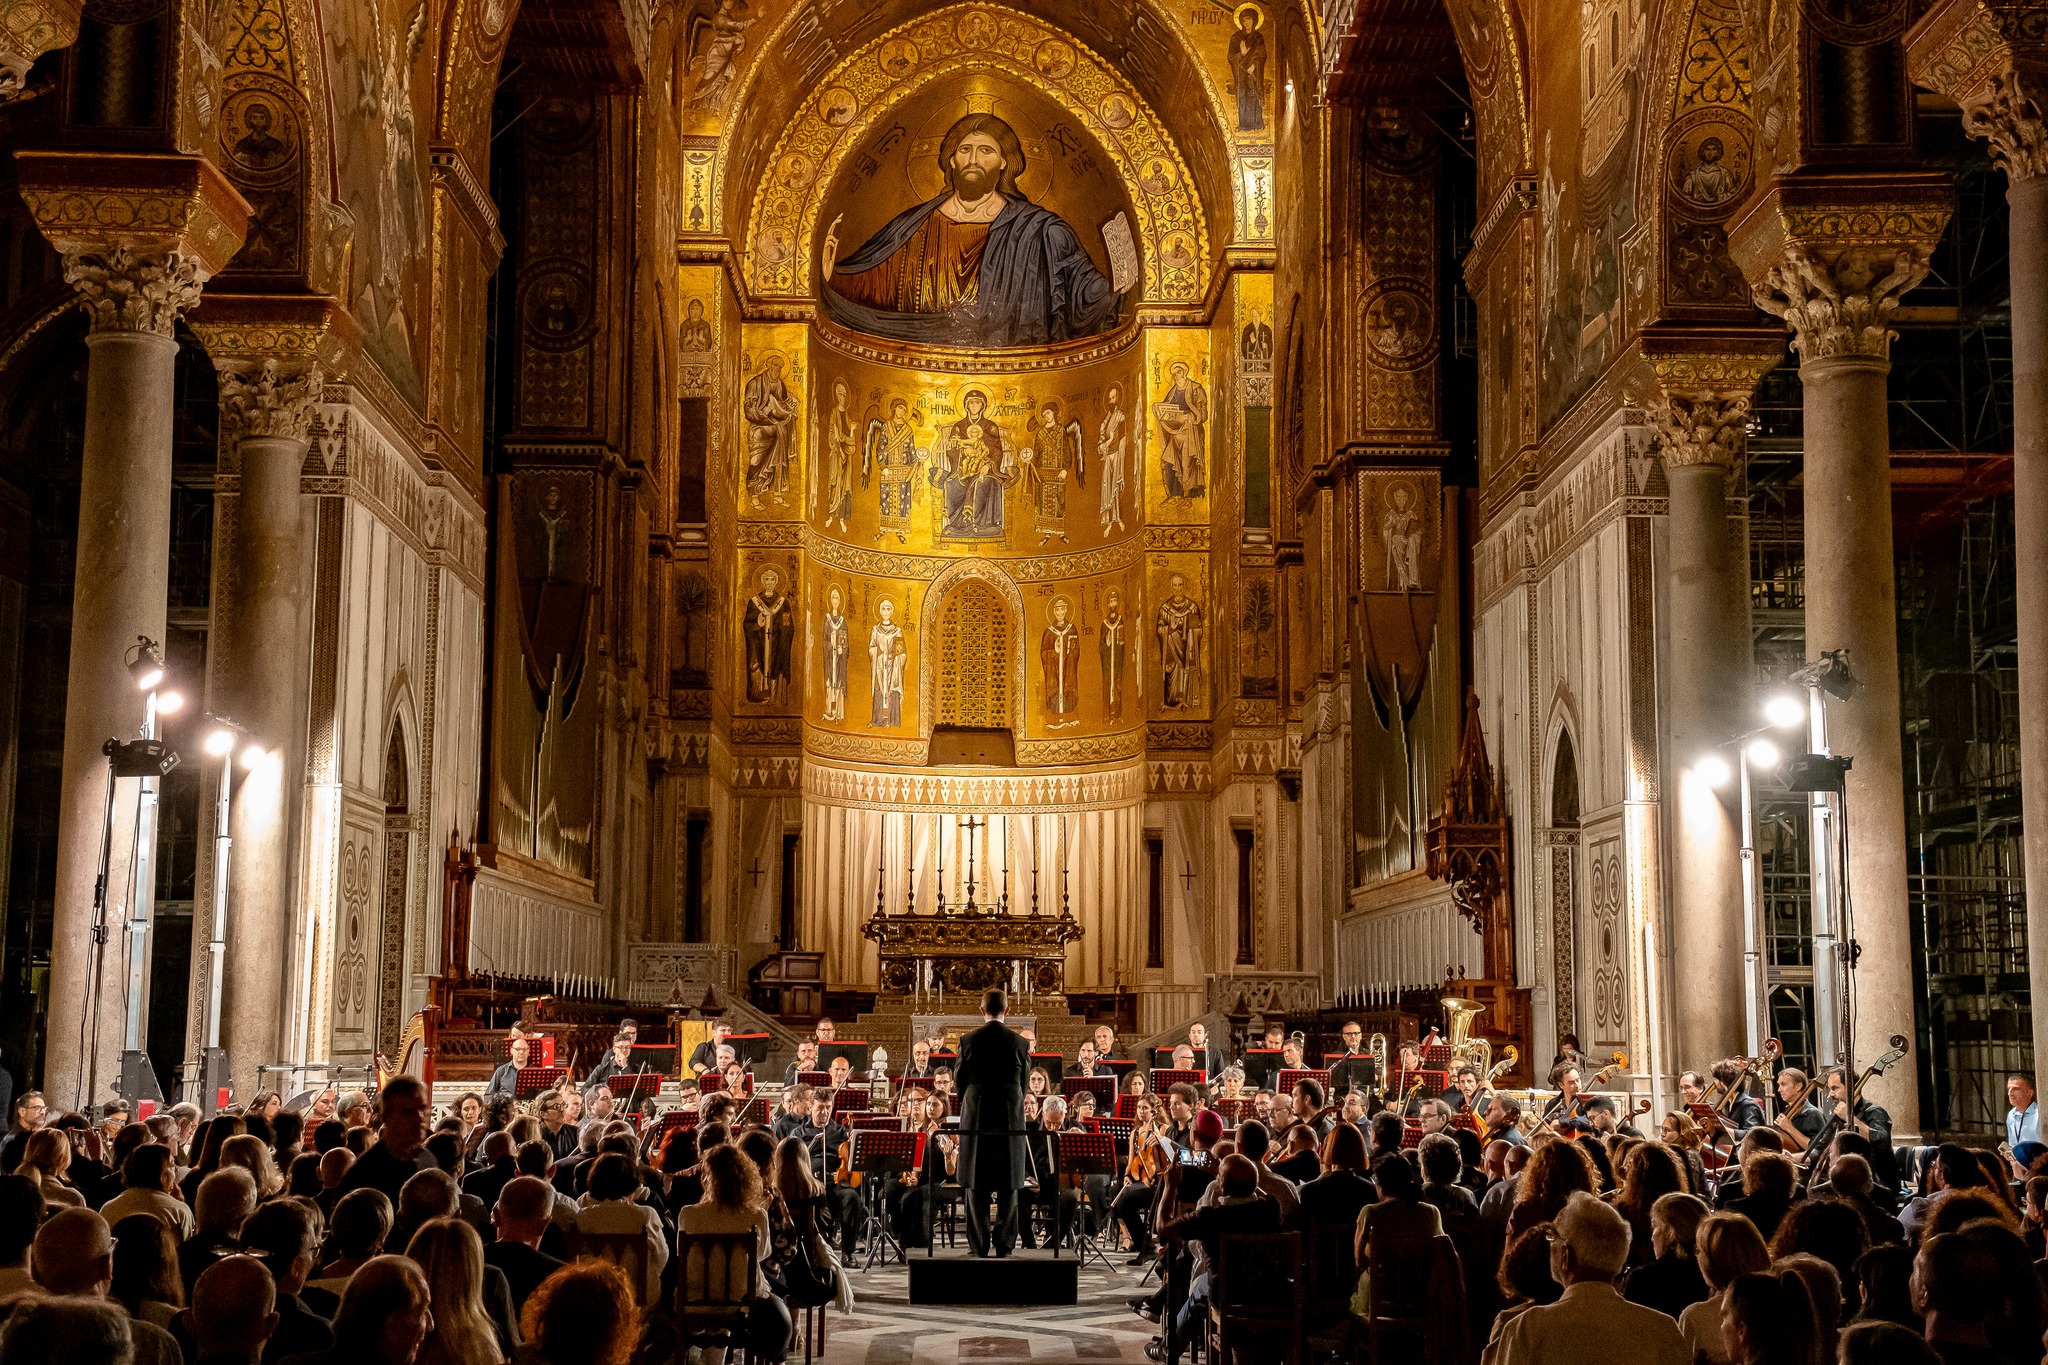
[0,1296,139,1365]
[483,1175,564,1314]
[517,1262,638,1365]
[183,1255,282,1365]
[239,1199,335,1362]
[29,1206,182,1365]
[182,1167,258,1295]
[108,1213,184,1330]
[1487,1191,1689,1364]
[1623,1191,1709,1320]
[101,1146,195,1242]
[275,1255,431,1365]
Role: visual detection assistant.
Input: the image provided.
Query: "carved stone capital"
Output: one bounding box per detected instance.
[62,245,206,337]
[1631,332,1785,466]
[217,357,326,444]
[0,0,83,100]
[1908,0,2048,182]
[1730,176,1953,364]
[15,151,250,297]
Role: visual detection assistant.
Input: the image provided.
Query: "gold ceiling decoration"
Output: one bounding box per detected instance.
[743,2,1210,309]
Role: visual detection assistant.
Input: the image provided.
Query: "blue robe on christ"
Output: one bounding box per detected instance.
[822,193,1127,349]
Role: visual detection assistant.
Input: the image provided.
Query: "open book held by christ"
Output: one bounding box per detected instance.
[821,113,1131,348]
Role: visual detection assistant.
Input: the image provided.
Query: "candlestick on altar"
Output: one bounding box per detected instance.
[935,813,947,915]
[1000,814,1010,914]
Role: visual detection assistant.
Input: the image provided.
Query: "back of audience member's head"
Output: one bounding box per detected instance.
[242,1198,321,1288]
[1770,1198,1866,1297]
[0,1173,43,1267]
[312,1120,347,1154]
[1234,1120,1271,1163]
[695,1121,730,1155]
[1850,1243,1918,1327]
[586,1152,640,1203]
[736,1127,776,1178]
[1218,1153,1259,1199]
[1497,1223,1562,1306]
[697,1144,762,1211]
[422,1130,461,1175]
[1955,1219,2044,1359]
[1417,1133,1462,1186]
[189,1254,279,1357]
[194,1165,259,1237]
[519,1260,639,1365]
[330,1253,430,1363]
[1650,1191,1709,1259]
[1932,1144,1984,1191]
[1515,1138,1596,1221]
[31,1206,113,1296]
[514,1138,553,1179]
[219,1133,282,1197]
[1369,1111,1403,1156]
[1837,1321,1940,1365]
[0,1296,135,1365]
[109,1212,183,1314]
[1320,1121,1367,1173]
[1696,1211,1772,1291]
[1373,1151,1421,1202]
[286,1151,323,1198]
[495,1175,553,1232]
[1721,1269,1819,1365]
[1741,1150,1796,1200]
[327,1188,395,1262]
[1827,1152,1873,1199]
[1773,1253,1842,1355]
[1925,1187,2018,1238]
[109,1123,151,1170]
[396,1167,458,1228]
[1553,1190,1630,1282]
[1912,1232,1997,1327]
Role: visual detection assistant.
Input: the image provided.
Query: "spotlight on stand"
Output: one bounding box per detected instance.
[1693,753,1733,789]
[125,637,165,692]
[103,736,181,779]
[1762,693,1806,729]
[1782,752,1852,794]
[204,729,236,758]
[1745,738,1782,769]
[1793,648,1859,702]
[156,690,185,715]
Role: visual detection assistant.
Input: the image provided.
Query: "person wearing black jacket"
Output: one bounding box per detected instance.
[687,1022,735,1079]
[1149,1155,1280,1363]
[483,1176,566,1314]
[1803,1068,1898,1190]
[792,1091,863,1258]
[483,1036,533,1103]
[956,989,1030,1258]
[240,1199,335,1364]
[335,1078,437,1208]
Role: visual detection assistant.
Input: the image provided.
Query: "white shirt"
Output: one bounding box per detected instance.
[1493,1281,1690,1365]
[101,1187,197,1241]
[1678,1289,1732,1365]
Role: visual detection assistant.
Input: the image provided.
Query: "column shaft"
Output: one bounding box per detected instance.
[1800,355,1916,1130]
[220,433,309,1098]
[2010,177,2048,1076]
[1665,460,1751,1068]
[45,329,180,1109]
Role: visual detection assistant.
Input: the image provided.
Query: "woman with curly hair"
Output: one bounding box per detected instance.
[1610,1142,1687,1265]
[1505,1137,1597,1238]
[520,1261,640,1365]
[1660,1110,1709,1194]
[219,1132,284,1199]
[1769,1198,1868,1314]
[679,1142,791,1362]
[406,1217,505,1365]
[1481,1223,1562,1357]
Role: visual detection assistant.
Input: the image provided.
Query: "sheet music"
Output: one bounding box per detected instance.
[1103,212,1138,293]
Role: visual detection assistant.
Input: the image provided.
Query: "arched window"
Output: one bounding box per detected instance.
[1551,730,1581,828]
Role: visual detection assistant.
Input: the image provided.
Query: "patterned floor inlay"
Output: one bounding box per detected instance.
[810,1250,1160,1363]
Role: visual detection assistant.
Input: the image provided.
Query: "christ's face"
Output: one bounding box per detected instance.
[950,132,1006,199]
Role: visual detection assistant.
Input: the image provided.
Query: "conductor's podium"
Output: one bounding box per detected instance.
[908,1251,1081,1305]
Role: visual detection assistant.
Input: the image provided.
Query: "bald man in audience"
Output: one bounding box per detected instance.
[485,1175,565,1311]
[461,1131,519,1210]
[185,1255,281,1365]
[1489,1192,1688,1364]
[240,1198,337,1357]
[274,1254,430,1365]
[0,1297,137,1365]
[29,1207,182,1365]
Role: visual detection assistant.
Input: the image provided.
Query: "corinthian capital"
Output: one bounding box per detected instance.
[1907,0,2048,182]
[1752,243,1934,363]
[217,358,326,444]
[1962,66,2048,181]
[62,245,207,337]
[1632,332,1784,468]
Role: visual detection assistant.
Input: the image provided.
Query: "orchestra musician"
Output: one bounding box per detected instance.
[1163,1085,1199,1148]
[887,1089,958,1250]
[1774,1067,1826,1146]
[827,1055,854,1091]
[1170,1044,1199,1074]
[1074,1042,1103,1078]
[1483,1094,1527,1146]
[1804,1066,1899,1189]
[686,1021,735,1078]
[1093,1024,1123,1062]
[1286,1078,1333,1142]
[1445,1064,1489,1115]
[796,1086,864,1258]
[1123,1069,1149,1101]
[1216,1066,1246,1104]
[901,1040,935,1079]
[1539,1065,1583,1122]
[815,1018,838,1043]
[720,1062,753,1104]
[1185,1023,1221,1077]
[1280,1037,1306,1071]
[588,1032,647,1089]
[1338,1089,1369,1134]
[484,1034,533,1101]
[1111,1093,1165,1263]
[783,1040,820,1087]
[772,1085,811,1140]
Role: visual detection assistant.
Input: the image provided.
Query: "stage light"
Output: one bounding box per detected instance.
[1762,694,1805,729]
[129,656,164,691]
[240,745,268,771]
[204,729,236,758]
[156,690,185,715]
[1693,754,1733,788]
[1745,738,1781,769]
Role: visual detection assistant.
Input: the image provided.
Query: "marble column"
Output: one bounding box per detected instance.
[40,248,204,1108]
[1733,183,1950,1133]
[1908,0,2048,1116]
[1641,341,1779,1071]
[212,359,323,1098]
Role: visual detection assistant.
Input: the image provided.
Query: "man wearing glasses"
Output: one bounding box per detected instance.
[537,1091,577,1160]
[0,1091,46,1174]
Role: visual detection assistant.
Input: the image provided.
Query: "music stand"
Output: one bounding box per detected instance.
[793,1070,832,1088]
[607,1071,662,1109]
[1150,1047,1179,1070]
[1113,1093,1148,1120]
[851,1129,919,1269]
[850,1113,901,1131]
[1399,1123,1425,1149]
[1150,1068,1206,1093]
[513,1066,567,1098]
[657,1109,699,1139]
[735,1095,770,1127]
[1327,1054,1378,1098]
[1087,1116,1134,1154]
[1276,1068,1332,1099]
[1238,1047,1284,1091]
[1062,1075,1114,1110]
[1029,1052,1067,1084]
[1210,1098,1254,1125]
[726,1032,773,1067]
[816,1041,870,1073]
[1054,1129,1119,1271]
[893,1074,936,1093]
[830,1089,872,1122]
[1390,1068,1448,1110]
[1421,1043,1455,1072]
[1098,1057,1139,1083]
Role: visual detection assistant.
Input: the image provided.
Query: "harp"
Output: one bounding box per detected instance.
[375,1005,440,1090]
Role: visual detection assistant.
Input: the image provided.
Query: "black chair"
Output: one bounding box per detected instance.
[1207,1231,1304,1365]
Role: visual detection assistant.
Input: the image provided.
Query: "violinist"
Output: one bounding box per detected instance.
[796,1088,863,1259]
[826,1055,854,1091]
[720,1062,752,1104]
[1279,1037,1306,1071]
[1027,1067,1053,1104]
[1018,1095,1067,1249]
[1539,1065,1583,1122]
[1287,1077,1333,1142]
[1123,1069,1150,1102]
[1113,1094,1165,1263]
[1216,1065,1245,1106]
[888,1090,957,1249]
[772,1085,812,1141]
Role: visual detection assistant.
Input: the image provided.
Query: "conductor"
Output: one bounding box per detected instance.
[957,988,1029,1257]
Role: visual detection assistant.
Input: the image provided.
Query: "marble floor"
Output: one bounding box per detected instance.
[813,1249,1159,1364]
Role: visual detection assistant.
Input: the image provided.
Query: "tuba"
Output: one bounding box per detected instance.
[1442,996,1491,1080]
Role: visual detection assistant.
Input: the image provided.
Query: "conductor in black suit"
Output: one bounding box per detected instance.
[957,988,1029,1257]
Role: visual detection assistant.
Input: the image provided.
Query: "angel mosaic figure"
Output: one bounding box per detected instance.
[1020,403,1084,544]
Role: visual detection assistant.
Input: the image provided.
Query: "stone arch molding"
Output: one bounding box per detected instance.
[917,558,1028,745]
[741,2,1211,309]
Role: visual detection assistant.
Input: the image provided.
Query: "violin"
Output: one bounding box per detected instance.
[1127,1120,1167,1184]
